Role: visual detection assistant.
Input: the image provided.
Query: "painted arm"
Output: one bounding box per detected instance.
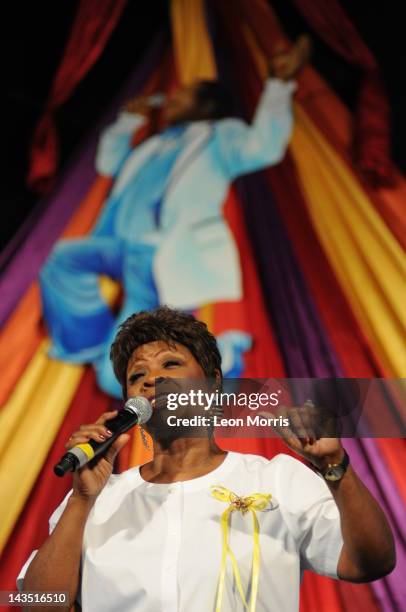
[214,79,296,180]
[95,112,146,177]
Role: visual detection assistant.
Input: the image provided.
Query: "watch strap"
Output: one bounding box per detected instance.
[321,449,350,479]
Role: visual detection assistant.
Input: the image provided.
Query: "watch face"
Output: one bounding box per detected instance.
[325,466,345,482]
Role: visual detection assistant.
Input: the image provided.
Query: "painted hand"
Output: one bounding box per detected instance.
[269,34,312,80]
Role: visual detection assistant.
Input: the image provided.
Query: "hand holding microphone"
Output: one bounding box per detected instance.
[54,397,152,502]
[123,93,165,116]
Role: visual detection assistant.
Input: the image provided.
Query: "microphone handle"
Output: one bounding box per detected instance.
[54,409,140,477]
[90,409,141,454]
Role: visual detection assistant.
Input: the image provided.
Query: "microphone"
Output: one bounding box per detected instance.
[146,93,166,108]
[54,397,152,477]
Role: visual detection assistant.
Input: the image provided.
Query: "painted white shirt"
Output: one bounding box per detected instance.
[18,452,343,611]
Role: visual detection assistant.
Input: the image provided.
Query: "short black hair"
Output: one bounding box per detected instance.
[110,306,222,398]
[194,80,234,120]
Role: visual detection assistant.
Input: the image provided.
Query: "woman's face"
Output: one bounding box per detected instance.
[126,340,206,402]
[126,340,214,440]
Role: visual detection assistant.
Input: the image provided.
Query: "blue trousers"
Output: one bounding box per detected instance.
[40,237,252,397]
[40,238,158,397]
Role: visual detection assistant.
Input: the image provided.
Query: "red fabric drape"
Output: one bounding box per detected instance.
[292,0,394,188]
[28,0,127,194]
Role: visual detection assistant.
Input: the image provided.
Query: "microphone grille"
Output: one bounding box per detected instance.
[125,396,153,424]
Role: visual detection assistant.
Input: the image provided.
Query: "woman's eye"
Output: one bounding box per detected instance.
[164,360,180,367]
[129,373,142,383]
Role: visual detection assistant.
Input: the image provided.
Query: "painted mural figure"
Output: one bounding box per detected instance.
[40,38,310,397]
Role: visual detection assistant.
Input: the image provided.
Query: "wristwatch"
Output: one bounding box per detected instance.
[319,450,350,482]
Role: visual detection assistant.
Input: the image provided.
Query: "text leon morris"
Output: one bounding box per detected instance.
[166,415,290,427]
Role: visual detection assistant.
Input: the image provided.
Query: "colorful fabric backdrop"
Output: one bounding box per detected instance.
[0,1,405,610]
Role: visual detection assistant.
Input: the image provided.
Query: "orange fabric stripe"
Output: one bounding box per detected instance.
[0,176,112,408]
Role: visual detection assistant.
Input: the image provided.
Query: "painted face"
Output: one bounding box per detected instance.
[162,84,198,124]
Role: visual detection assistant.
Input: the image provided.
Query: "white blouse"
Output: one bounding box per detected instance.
[18,452,343,611]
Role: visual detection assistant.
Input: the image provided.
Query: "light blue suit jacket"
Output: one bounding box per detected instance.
[94,79,295,309]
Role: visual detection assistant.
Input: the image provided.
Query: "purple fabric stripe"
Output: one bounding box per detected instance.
[210,9,405,610]
[0,197,52,274]
[237,152,405,612]
[235,101,403,612]
[237,173,343,377]
[0,33,165,329]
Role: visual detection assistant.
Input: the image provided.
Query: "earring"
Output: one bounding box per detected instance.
[210,401,224,425]
[140,426,151,450]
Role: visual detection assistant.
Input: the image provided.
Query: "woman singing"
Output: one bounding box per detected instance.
[20,307,395,611]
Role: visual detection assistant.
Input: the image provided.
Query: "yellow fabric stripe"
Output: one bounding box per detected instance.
[290,105,406,376]
[0,340,51,457]
[170,0,216,339]
[0,350,83,551]
[0,280,119,550]
[171,0,217,85]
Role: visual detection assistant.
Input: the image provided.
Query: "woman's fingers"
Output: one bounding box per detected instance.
[95,410,118,425]
[79,423,114,437]
[65,410,118,449]
[65,435,93,450]
[288,405,318,446]
[288,407,307,441]
[65,425,114,449]
[269,404,319,449]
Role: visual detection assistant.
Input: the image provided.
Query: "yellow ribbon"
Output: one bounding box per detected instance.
[210,486,273,612]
